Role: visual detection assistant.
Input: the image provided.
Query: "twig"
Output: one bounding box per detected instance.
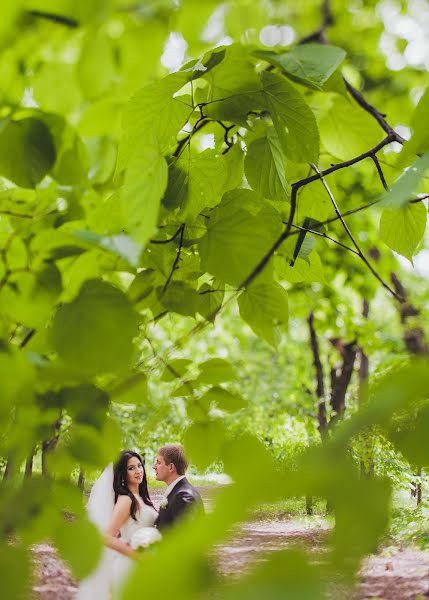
[150,225,184,245]
[371,153,389,191]
[162,224,185,293]
[27,10,79,27]
[290,223,359,256]
[310,163,404,302]
[343,79,405,144]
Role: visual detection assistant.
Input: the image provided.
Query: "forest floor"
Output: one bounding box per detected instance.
[32,487,429,600]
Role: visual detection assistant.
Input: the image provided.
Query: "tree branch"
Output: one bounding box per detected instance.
[162,224,185,293]
[290,223,359,255]
[27,10,79,28]
[310,163,404,302]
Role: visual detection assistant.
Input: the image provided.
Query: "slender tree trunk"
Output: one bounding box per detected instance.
[306,495,314,515]
[391,273,427,504]
[308,311,328,441]
[3,455,14,480]
[78,468,85,493]
[329,339,358,428]
[358,300,374,479]
[25,447,36,478]
[307,311,328,514]
[41,416,63,476]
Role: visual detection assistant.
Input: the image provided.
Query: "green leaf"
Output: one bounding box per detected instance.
[161,359,193,382]
[120,149,168,244]
[296,177,338,222]
[196,358,236,385]
[118,72,191,170]
[398,88,429,164]
[0,346,35,417]
[62,384,109,427]
[203,44,264,126]
[199,189,283,286]
[54,518,102,579]
[379,201,427,262]
[0,545,30,600]
[0,117,56,187]
[51,279,138,374]
[157,281,200,317]
[73,230,143,267]
[378,151,429,208]
[199,386,246,412]
[278,251,326,284]
[183,420,227,470]
[319,95,384,160]
[172,149,228,220]
[238,281,288,347]
[261,71,319,163]
[256,44,346,90]
[244,129,289,201]
[77,30,116,100]
[197,281,224,322]
[110,372,148,405]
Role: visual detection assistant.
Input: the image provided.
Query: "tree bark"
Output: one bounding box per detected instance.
[308,312,328,440]
[25,448,36,478]
[78,468,85,493]
[41,416,63,476]
[329,339,358,427]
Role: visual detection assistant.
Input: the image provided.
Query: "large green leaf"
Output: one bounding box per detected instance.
[398,87,429,165]
[118,72,192,170]
[199,386,246,412]
[379,201,426,261]
[203,44,264,126]
[199,189,283,286]
[238,281,289,347]
[171,149,228,220]
[0,117,56,187]
[54,518,102,579]
[256,44,346,90]
[77,30,116,100]
[195,358,236,385]
[261,71,319,163]
[244,129,289,200]
[183,419,227,470]
[378,151,429,208]
[0,545,30,600]
[51,279,138,374]
[319,95,384,160]
[120,148,168,243]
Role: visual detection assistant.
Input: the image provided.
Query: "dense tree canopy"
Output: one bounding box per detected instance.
[0,1,428,598]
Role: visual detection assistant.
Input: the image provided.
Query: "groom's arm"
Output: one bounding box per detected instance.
[169,491,199,522]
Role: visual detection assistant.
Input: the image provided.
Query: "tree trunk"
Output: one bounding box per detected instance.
[358,299,374,479]
[78,468,85,493]
[329,339,358,427]
[25,448,36,478]
[3,456,14,480]
[391,273,427,503]
[306,495,314,515]
[308,311,328,440]
[41,416,63,476]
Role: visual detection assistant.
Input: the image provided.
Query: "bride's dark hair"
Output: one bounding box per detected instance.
[113,450,154,521]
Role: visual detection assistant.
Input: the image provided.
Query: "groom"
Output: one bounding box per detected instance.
[153,444,204,531]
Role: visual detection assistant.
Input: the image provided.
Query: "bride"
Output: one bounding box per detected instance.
[77,450,158,599]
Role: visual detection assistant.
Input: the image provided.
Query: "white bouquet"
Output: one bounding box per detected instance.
[130,527,162,553]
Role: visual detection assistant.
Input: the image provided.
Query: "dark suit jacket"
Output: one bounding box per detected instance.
[156,477,204,532]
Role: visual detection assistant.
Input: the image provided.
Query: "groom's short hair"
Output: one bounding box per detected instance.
[159,444,188,475]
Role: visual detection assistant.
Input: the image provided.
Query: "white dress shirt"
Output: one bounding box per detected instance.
[164,475,186,498]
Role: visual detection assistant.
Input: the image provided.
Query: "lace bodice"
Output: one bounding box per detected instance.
[120,503,157,543]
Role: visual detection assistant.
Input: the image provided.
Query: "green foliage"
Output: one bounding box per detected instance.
[0,1,428,598]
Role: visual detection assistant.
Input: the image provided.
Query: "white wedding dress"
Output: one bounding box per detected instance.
[77,465,157,600]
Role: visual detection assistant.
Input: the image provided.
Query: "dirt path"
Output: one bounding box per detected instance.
[32,489,429,599]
